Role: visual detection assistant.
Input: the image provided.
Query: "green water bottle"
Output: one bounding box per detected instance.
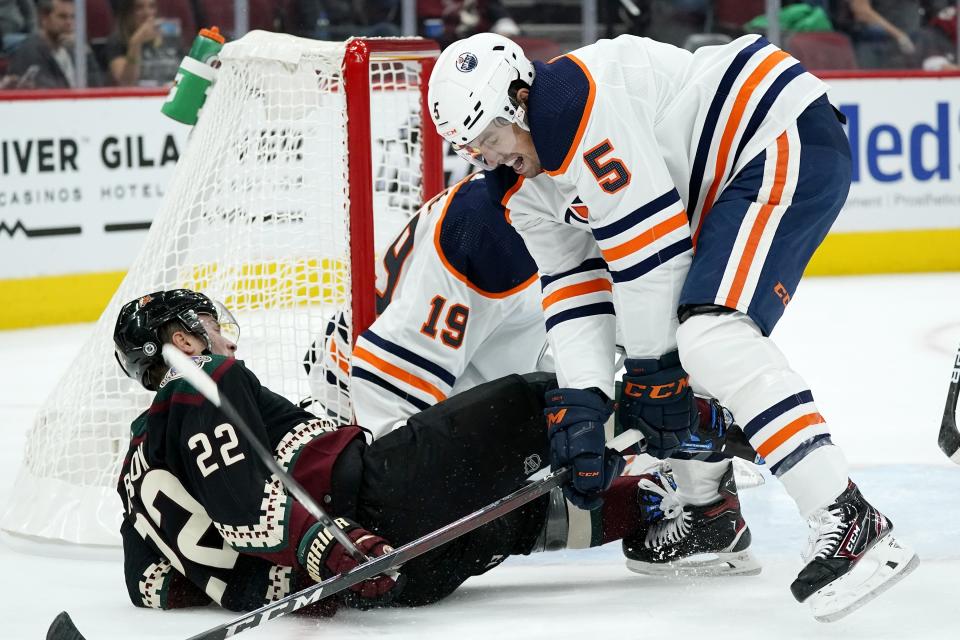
[161,26,226,126]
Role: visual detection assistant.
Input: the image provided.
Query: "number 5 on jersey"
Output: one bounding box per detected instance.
[584,139,631,194]
[421,295,470,348]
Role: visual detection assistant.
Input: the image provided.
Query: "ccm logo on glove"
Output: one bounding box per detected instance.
[623,378,689,400]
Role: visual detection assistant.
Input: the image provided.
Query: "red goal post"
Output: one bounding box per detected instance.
[345,37,444,342]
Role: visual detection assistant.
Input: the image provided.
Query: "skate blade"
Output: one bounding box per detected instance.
[625,550,762,578]
[808,532,920,623]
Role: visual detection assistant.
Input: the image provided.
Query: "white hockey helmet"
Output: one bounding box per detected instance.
[428,33,535,169]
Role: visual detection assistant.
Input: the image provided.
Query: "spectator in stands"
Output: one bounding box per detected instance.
[833,0,923,68]
[296,1,401,40]
[0,0,36,51]
[417,0,519,49]
[5,0,104,88]
[917,4,958,70]
[104,0,184,86]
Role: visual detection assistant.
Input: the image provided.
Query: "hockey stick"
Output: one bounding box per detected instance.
[52,424,743,640]
[47,462,577,640]
[938,342,960,464]
[158,345,368,562]
[46,353,760,640]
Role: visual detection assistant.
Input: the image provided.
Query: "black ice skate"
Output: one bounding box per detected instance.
[791,480,919,622]
[622,463,761,577]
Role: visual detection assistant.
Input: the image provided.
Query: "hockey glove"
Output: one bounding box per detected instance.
[618,350,699,459]
[298,517,404,610]
[545,387,625,510]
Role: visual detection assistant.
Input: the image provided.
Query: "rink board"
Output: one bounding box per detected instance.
[2,73,959,329]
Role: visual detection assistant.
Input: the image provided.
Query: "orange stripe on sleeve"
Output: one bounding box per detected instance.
[541,278,612,310]
[600,210,688,263]
[352,346,447,404]
[724,132,790,309]
[694,49,791,247]
[756,411,825,459]
[545,54,597,177]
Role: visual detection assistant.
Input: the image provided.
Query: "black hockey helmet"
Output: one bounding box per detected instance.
[113,289,218,391]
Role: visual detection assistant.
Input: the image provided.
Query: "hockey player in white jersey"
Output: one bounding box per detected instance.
[306,171,762,576]
[428,33,918,621]
[306,174,545,438]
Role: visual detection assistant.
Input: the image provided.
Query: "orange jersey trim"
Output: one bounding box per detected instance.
[569,203,589,221]
[545,54,597,177]
[694,49,791,247]
[600,210,688,263]
[541,278,613,310]
[500,175,525,225]
[352,345,447,404]
[434,177,539,299]
[724,132,790,309]
[756,411,825,459]
[328,338,351,376]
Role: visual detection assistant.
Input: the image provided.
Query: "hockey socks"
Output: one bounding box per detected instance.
[543,476,645,550]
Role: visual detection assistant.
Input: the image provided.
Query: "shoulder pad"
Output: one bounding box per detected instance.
[130,410,149,436]
[527,57,595,174]
[437,178,538,297]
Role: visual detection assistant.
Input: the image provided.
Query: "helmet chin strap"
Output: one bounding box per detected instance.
[513,104,529,131]
[177,309,214,355]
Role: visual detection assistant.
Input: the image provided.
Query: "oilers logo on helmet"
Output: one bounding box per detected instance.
[428,33,535,168]
[456,52,478,72]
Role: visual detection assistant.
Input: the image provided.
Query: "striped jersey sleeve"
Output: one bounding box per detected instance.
[503,175,618,397]
[525,51,693,379]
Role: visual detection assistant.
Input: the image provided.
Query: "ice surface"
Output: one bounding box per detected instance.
[1,273,958,639]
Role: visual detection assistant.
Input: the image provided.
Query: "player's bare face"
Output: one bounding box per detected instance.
[199,314,238,357]
[466,121,542,178]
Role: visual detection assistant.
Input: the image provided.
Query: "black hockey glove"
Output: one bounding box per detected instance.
[298,517,404,610]
[545,387,625,510]
[618,350,699,459]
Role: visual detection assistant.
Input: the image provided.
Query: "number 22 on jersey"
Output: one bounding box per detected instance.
[421,295,470,349]
[188,423,246,477]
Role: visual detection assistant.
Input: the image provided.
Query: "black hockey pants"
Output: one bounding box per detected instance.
[354,372,556,606]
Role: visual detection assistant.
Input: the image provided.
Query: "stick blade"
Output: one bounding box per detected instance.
[941,346,960,465]
[47,612,87,640]
[938,418,960,465]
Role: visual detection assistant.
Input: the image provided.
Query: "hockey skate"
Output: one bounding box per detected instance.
[622,464,761,577]
[791,480,919,622]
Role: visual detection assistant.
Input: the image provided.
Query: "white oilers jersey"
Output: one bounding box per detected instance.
[501,34,827,397]
[308,174,549,439]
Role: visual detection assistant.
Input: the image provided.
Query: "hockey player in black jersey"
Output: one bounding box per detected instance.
[114,288,704,615]
[114,289,389,613]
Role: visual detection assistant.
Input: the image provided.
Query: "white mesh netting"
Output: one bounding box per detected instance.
[1,32,435,547]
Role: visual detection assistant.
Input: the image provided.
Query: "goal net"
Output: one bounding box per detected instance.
[1,32,442,548]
